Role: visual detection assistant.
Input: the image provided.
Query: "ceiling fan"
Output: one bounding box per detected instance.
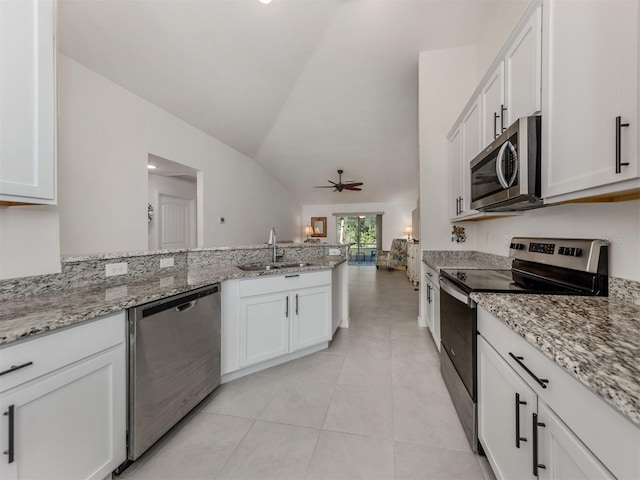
[314,169,363,192]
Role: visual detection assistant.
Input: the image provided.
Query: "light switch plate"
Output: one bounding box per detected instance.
[160,257,174,268]
[329,248,341,256]
[105,262,128,277]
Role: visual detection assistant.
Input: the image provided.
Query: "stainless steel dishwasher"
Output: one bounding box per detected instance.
[127,284,221,461]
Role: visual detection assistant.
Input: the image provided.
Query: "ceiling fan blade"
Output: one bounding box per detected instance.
[344,182,363,187]
[344,186,362,191]
[314,185,336,188]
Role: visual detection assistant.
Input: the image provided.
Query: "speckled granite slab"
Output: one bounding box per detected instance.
[0,259,343,346]
[422,250,513,271]
[472,292,640,426]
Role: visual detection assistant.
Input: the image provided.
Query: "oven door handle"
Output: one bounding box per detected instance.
[439,277,471,305]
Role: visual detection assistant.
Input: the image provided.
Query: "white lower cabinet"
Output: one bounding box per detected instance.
[478,336,536,480]
[0,313,126,480]
[224,271,332,374]
[537,402,614,480]
[423,265,440,351]
[290,286,331,352]
[477,307,637,480]
[239,293,289,368]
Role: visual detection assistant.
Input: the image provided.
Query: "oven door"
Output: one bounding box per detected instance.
[439,277,477,400]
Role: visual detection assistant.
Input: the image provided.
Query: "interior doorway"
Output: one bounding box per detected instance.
[147,154,200,251]
[337,215,379,265]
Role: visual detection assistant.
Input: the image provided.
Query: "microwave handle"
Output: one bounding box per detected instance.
[496,141,511,188]
[496,140,519,189]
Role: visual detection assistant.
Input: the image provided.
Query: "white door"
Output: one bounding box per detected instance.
[449,126,463,219]
[462,97,482,215]
[238,293,289,368]
[478,336,537,480]
[158,194,195,249]
[0,0,56,204]
[543,0,639,198]
[481,62,505,146]
[505,6,542,126]
[0,347,126,480]
[290,286,331,352]
[537,402,614,480]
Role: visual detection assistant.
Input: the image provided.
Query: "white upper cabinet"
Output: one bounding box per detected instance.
[461,97,482,216]
[449,125,463,219]
[542,0,639,201]
[0,0,56,204]
[481,62,506,146]
[504,6,542,126]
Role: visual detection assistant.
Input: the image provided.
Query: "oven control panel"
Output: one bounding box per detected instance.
[528,242,555,255]
[509,237,609,274]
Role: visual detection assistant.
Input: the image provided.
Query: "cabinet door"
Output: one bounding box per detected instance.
[0,0,56,204]
[505,6,542,125]
[478,336,536,480]
[291,286,331,352]
[543,0,639,198]
[0,346,126,480]
[239,293,289,367]
[449,125,463,219]
[461,97,482,215]
[481,62,505,147]
[424,279,440,351]
[536,402,614,480]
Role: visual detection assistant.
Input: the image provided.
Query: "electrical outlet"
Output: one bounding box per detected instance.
[329,248,341,256]
[105,262,128,277]
[160,257,174,268]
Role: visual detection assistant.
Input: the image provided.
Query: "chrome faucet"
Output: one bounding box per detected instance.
[268,227,277,262]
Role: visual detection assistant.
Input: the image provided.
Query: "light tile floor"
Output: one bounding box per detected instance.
[120,266,495,480]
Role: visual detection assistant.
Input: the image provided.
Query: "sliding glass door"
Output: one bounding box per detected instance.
[337,215,377,265]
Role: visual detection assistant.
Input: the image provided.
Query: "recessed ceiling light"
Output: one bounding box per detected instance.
[147,164,157,169]
[259,0,272,4]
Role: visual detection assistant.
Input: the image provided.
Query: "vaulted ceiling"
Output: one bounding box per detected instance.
[58,0,515,205]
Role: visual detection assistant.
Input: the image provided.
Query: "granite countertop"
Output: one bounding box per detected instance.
[422,250,513,271]
[472,292,640,426]
[0,260,342,347]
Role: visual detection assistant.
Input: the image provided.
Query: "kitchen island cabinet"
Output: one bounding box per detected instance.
[0,312,126,480]
[223,270,332,379]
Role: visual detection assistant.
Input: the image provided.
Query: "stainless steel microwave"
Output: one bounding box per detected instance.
[470,116,544,212]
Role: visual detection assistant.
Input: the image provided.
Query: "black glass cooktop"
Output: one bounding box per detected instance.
[439,268,578,295]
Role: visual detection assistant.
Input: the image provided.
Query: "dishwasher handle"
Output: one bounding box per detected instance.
[141,285,220,318]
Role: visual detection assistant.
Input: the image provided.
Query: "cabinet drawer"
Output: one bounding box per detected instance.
[240,270,331,297]
[423,264,439,287]
[478,307,640,480]
[0,312,125,393]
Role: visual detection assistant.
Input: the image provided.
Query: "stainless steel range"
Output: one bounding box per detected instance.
[438,238,609,452]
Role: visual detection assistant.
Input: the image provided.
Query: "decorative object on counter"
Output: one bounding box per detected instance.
[451,225,466,243]
[147,203,154,223]
[405,226,412,240]
[311,217,327,237]
[303,225,313,242]
[314,169,363,192]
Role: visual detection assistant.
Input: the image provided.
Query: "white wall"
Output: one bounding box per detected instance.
[57,55,300,256]
[302,201,415,250]
[147,174,197,251]
[471,202,640,281]
[418,45,478,251]
[0,206,61,279]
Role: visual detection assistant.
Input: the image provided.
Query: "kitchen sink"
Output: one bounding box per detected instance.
[236,262,310,271]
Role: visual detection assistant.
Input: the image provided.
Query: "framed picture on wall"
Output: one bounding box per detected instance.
[311,217,327,237]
